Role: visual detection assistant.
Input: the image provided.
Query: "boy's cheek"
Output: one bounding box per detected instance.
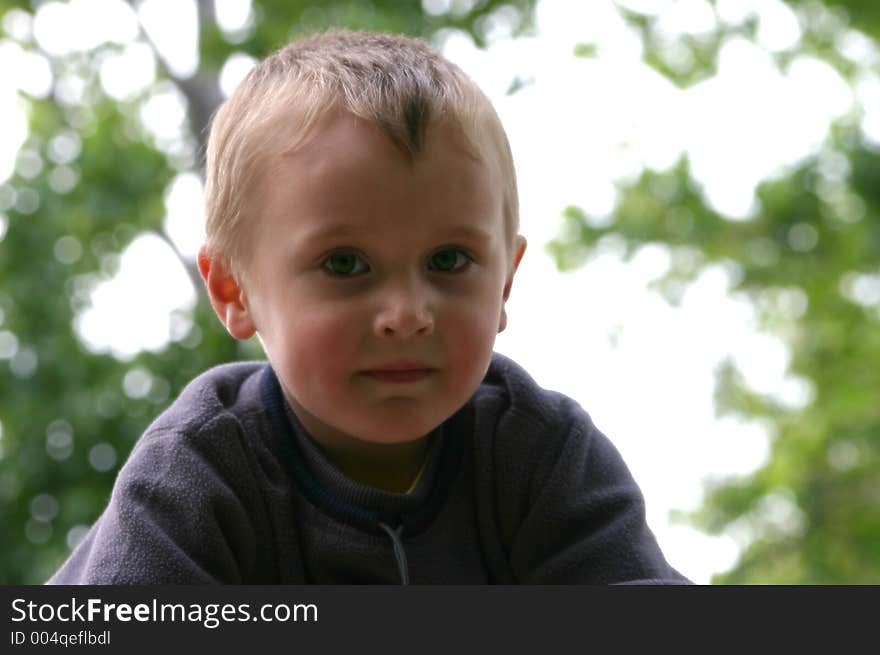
[270,297,499,367]
[288,321,353,368]
[443,314,497,373]
[260,310,349,376]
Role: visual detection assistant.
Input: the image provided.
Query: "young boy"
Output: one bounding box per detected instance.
[49,30,690,584]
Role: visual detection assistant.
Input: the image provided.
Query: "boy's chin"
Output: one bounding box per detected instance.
[345,402,459,445]
[352,426,438,448]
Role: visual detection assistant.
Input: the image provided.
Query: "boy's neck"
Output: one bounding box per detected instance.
[282,393,436,493]
[318,434,432,494]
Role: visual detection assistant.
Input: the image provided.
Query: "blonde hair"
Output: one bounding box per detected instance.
[203,29,519,275]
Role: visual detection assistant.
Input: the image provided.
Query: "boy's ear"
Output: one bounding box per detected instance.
[498,235,527,333]
[197,245,257,340]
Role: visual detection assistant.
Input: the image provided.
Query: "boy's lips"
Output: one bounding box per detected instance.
[362,363,435,383]
[365,362,433,372]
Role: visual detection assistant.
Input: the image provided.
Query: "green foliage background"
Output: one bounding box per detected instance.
[0,0,538,585]
[0,0,877,584]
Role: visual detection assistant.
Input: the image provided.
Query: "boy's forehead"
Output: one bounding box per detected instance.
[282,107,482,170]
[296,219,497,246]
[261,109,505,234]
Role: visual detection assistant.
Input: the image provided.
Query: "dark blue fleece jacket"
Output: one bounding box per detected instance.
[48,352,691,584]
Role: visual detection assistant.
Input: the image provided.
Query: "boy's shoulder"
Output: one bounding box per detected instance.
[472,351,599,473]
[479,351,590,432]
[145,360,269,439]
[112,361,274,501]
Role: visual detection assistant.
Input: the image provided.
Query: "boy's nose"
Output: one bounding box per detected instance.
[373,285,435,339]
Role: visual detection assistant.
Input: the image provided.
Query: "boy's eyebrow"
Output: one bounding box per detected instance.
[298,223,495,243]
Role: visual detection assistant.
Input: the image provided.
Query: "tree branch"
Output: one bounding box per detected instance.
[130,0,223,162]
[127,0,224,302]
[153,226,206,301]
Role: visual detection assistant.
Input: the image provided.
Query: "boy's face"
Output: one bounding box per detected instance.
[204,110,526,450]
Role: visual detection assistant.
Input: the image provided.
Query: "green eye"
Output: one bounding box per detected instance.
[323,252,368,276]
[429,249,470,272]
